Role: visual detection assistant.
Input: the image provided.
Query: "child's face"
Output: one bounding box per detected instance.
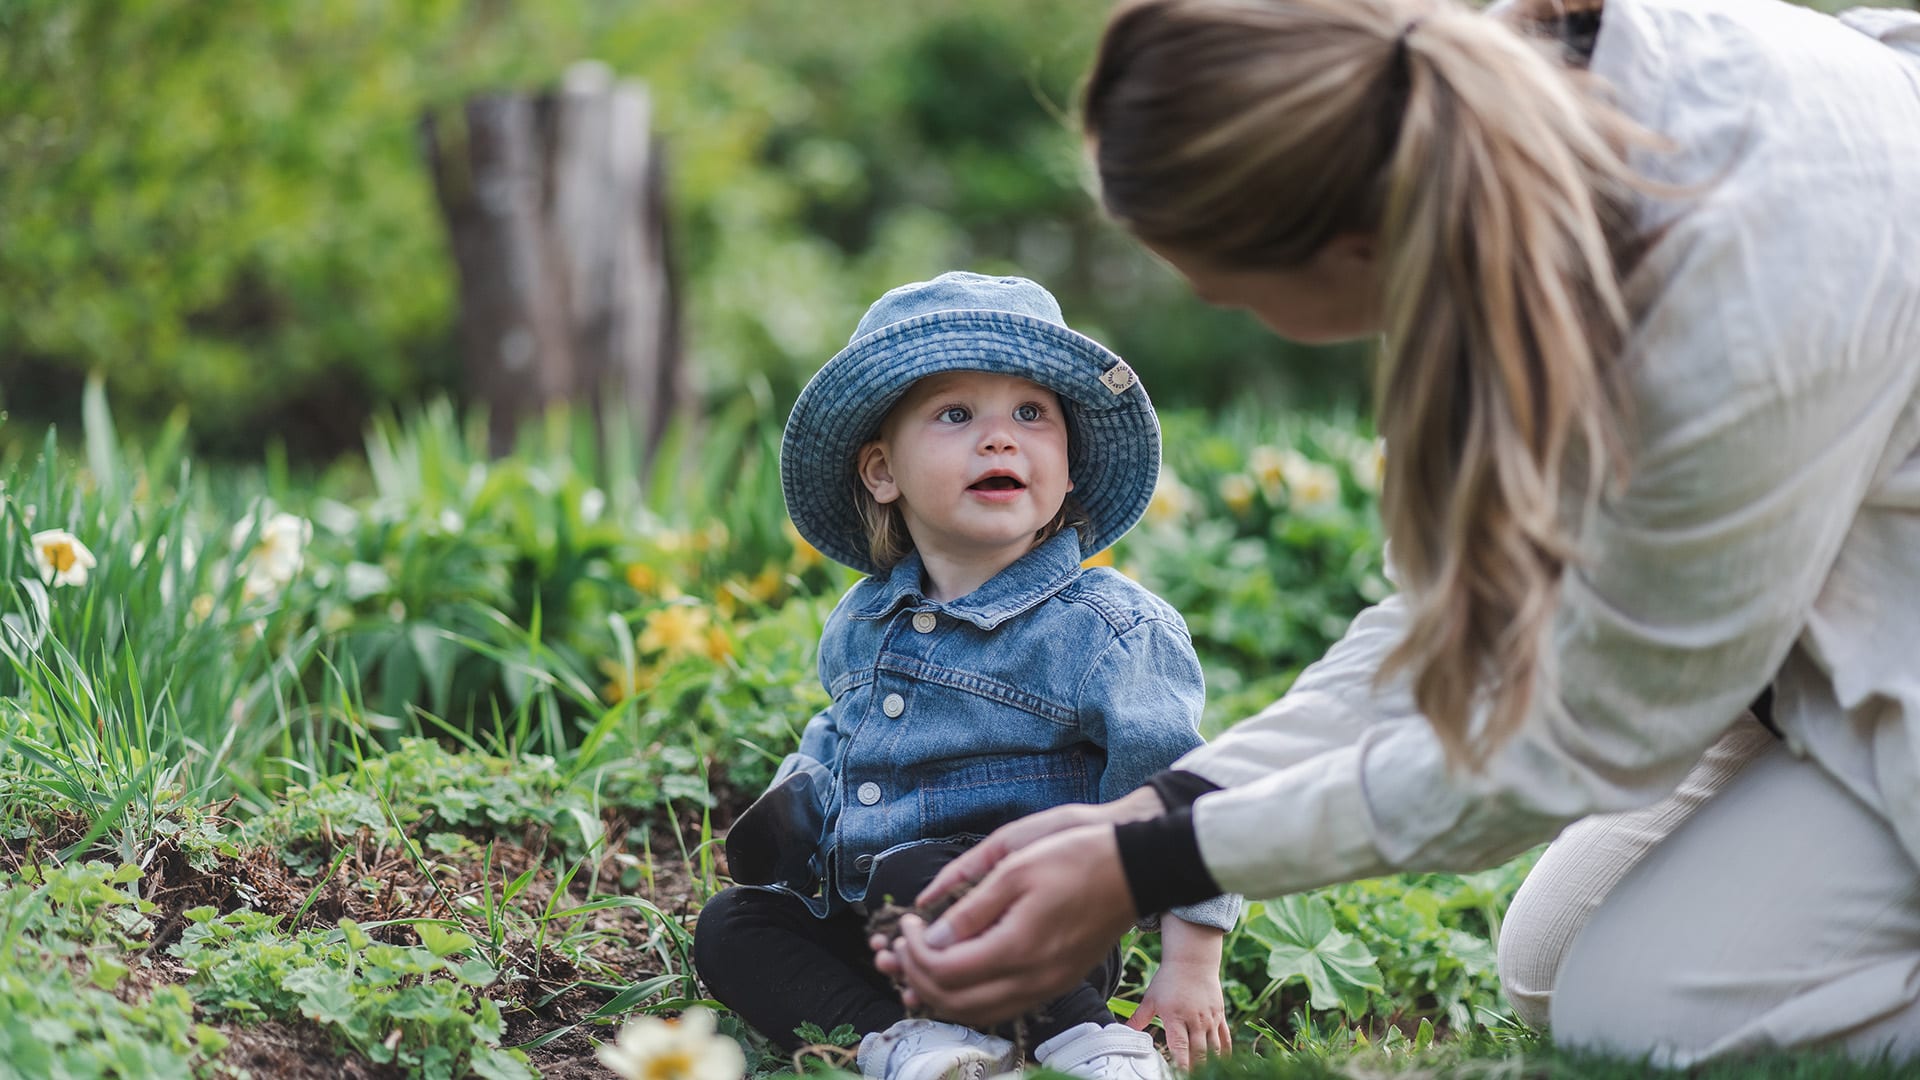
[859,370,1074,566]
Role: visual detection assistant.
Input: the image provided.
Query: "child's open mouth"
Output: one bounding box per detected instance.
[968,475,1026,492]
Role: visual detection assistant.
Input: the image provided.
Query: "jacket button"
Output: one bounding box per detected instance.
[857,782,882,805]
[882,693,905,718]
[912,612,937,633]
[854,854,874,874]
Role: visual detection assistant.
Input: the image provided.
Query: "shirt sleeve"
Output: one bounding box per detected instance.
[1180,192,1920,900]
[1078,617,1243,931]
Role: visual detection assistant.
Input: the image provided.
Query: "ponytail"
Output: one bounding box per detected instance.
[1085,0,1648,765]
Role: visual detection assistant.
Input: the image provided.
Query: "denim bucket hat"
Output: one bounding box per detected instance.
[781,271,1160,575]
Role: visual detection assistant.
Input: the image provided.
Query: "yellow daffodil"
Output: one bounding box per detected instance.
[232,512,312,599]
[784,519,823,571]
[1218,474,1256,516]
[596,1007,745,1080]
[703,625,734,665]
[747,565,785,604]
[637,604,713,659]
[598,656,657,705]
[627,563,660,594]
[1081,548,1115,569]
[31,529,96,588]
[1144,466,1194,526]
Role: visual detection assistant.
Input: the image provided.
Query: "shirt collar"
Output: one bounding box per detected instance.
[847,531,1086,630]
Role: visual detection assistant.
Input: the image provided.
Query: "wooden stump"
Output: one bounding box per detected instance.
[422,61,684,458]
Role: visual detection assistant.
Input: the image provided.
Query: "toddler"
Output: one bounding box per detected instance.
[693,272,1239,1080]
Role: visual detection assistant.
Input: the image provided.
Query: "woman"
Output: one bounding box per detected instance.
[874,0,1920,1064]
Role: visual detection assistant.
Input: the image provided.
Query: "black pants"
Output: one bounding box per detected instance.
[694,839,1120,1052]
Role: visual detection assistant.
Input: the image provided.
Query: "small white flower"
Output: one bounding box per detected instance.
[580,487,607,524]
[1286,459,1342,513]
[595,1007,745,1080]
[1217,474,1256,515]
[1144,466,1195,526]
[31,530,97,588]
[232,512,313,599]
[1352,438,1387,494]
[1248,445,1289,503]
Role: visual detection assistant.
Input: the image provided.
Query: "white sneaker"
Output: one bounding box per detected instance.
[1032,1023,1172,1080]
[858,1019,1018,1080]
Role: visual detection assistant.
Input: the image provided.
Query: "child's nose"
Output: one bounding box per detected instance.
[978,421,1018,453]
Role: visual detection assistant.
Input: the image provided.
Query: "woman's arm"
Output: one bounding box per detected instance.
[889,189,1920,1015]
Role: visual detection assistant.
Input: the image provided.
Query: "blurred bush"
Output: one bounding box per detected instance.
[0,0,1362,460]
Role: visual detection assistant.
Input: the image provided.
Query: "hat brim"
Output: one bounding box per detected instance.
[781,309,1160,575]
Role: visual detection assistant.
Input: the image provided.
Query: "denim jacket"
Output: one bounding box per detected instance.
[748,531,1240,931]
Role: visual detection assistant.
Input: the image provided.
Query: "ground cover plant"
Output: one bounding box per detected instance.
[10,388,1903,1079]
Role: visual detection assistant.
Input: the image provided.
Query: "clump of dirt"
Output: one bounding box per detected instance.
[215,1020,403,1080]
[863,881,1044,1061]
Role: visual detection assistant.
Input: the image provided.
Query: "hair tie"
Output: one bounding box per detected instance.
[1390,16,1425,90]
[1396,16,1426,55]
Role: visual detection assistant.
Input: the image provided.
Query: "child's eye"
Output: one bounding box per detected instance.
[1014,403,1044,422]
[939,406,971,424]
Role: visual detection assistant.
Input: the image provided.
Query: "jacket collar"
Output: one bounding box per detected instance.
[847,531,1086,631]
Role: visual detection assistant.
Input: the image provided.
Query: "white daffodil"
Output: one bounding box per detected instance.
[31,530,97,588]
[580,487,607,524]
[1144,466,1195,526]
[1217,474,1256,515]
[1285,458,1342,513]
[1352,438,1387,494]
[232,512,313,599]
[595,1007,745,1080]
[1247,445,1288,503]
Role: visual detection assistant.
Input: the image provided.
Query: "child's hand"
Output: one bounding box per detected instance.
[1129,918,1230,1069]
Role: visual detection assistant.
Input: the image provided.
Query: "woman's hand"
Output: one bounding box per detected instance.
[873,823,1140,1026]
[1129,918,1230,1069]
[915,786,1167,913]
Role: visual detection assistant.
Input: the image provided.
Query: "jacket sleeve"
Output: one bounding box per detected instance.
[1176,187,1920,901]
[772,708,838,786]
[1078,616,1242,932]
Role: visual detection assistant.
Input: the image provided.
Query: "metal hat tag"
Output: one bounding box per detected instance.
[1099,360,1137,395]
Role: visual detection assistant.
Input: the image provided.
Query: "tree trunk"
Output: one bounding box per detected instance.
[422,62,684,459]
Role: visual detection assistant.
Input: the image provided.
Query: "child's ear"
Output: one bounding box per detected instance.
[857,441,901,505]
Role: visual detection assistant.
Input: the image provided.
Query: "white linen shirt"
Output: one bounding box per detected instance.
[1176,0,1920,900]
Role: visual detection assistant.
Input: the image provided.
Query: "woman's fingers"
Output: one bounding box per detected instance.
[917,803,1104,909]
[917,832,1009,911]
[892,826,1140,1025]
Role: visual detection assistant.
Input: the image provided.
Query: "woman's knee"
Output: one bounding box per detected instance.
[1495,884,1558,1031]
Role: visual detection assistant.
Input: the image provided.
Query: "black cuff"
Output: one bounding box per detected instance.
[1146,769,1222,813]
[1114,806,1224,916]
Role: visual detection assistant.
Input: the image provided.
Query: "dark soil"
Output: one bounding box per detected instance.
[3,802,727,1079]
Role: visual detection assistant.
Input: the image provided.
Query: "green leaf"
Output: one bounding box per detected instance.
[90,956,130,991]
[1253,895,1383,1016]
[456,959,499,987]
[283,968,358,1028]
[417,922,477,958]
[469,1045,538,1080]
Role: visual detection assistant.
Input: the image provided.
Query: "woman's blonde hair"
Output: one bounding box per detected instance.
[1084,0,1646,766]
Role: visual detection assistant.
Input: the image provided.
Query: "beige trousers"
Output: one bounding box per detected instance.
[1497,718,1920,1065]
